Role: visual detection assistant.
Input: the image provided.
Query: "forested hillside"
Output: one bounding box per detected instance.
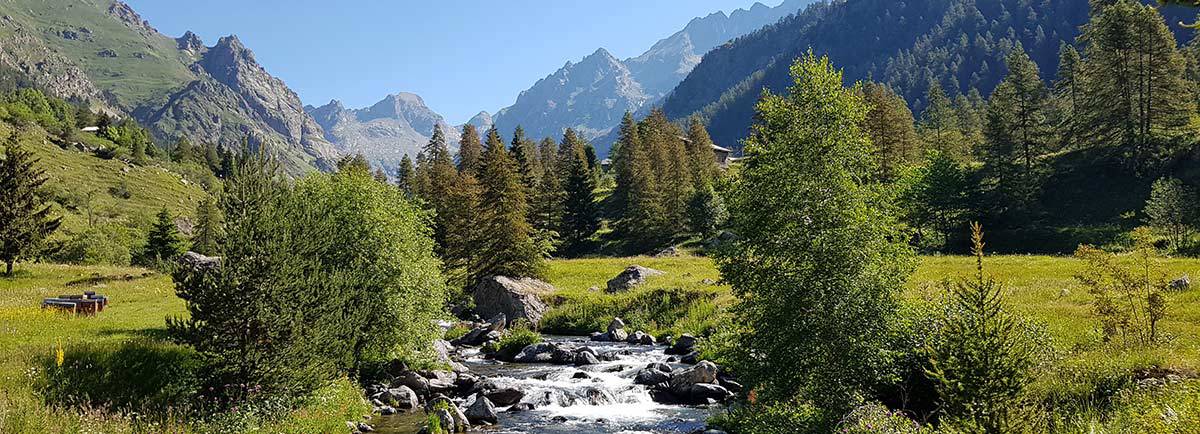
[663,0,1194,150]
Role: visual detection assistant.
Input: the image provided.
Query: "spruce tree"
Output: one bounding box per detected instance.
[530,137,563,247]
[417,125,460,253]
[0,136,60,275]
[919,81,964,158]
[174,137,197,164]
[442,171,484,286]
[192,197,222,256]
[144,207,184,265]
[510,125,543,191]
[397,153,415,194]
[458,124,483,174]
[475,127,543,281]
[557,129,599,254]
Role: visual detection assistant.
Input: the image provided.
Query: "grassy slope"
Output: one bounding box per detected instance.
[0,0,194,109]
[7,124,210,237]
[0,264,369,433]
[544,253,1200,432]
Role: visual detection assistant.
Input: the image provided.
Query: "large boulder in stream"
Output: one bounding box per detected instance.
[606,265,665,293]
[485,388,525,406]
[472,276,553,327]
[465,394,498,424]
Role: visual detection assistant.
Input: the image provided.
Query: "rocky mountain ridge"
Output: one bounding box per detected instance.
[491,0,813,154]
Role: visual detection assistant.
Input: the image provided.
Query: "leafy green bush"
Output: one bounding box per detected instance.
[835,402,929,434]
[487,324,542,361]
[1074,244,1170,345]
[54,223,138,266]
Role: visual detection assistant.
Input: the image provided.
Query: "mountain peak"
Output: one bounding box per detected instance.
[177,31,205,54]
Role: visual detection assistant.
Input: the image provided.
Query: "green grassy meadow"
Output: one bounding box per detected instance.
[0,264,369,433]
[3,253,1199,432]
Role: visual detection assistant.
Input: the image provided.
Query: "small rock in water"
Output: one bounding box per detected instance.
[507,402,536,412]
[552,416,569,423]
[486,388,525,406]
[573,371,591,379]
[356,421,375,432]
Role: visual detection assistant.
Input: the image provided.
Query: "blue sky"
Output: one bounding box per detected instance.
[126,0,770,124]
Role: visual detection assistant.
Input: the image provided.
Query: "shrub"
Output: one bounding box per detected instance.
[835,402,929,434]
[1074,244,1170,346]
[487,324,542,361]
[1143,177,1197,254]
[54,223,136,266]
[708,398,829,434]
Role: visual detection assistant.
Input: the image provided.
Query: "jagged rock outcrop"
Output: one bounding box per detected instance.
[176,31,206,57]
[0,20,108,110]
[146,35,338,173]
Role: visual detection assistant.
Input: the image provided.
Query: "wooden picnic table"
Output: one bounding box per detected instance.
[41,291,108,316]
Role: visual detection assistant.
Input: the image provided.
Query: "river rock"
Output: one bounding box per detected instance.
[574,350,601,366]
[627,331,648,344]
[486,388,525,406]
[465,394,498,424]
[506,402,536,412]
[376,385,419,409]
[434,408,455,432]
[670,361,719,394]
[666,334,698,355]
[680,351,700,364]
[397,371,430,394]
[686,383,733,402]
[472,276,553,327]
[513,342,558,363]
[648,362,672,373]
[634,368,670,386]
[608,328,629,342]
[608,317,626,333]
[606,265,665,293]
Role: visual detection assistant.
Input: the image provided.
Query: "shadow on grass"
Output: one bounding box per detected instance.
[95,327,173,340]
[34,338,202,418]
[65,271,157,287]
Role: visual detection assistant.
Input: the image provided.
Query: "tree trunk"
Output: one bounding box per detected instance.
[5,261,13,276]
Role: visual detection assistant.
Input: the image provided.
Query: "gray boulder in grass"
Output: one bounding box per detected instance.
[606,265,665,293]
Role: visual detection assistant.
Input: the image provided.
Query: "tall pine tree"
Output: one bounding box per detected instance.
[458,124,483,174]
[474,127,543,281]
[557,129,599,254]
[0,136,60,275]
[192,197,222,256]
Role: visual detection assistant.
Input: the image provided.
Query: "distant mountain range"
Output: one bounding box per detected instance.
[315,0,815,165]
[306,94,493,173]
[491,0,813,155]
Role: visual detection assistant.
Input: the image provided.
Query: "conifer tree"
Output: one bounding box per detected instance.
[610,112,639,214]
[442,171,483,285]
[475,127,543,281]
[0,137,60,275]
[174,137,197,164]
[397,153,415,194]
[919,81,965,159]
[616,113,669,250]
[862,82,919,180]
[983,48,1050,183]
[510,125,544,193]
[557,129,599,254]
[684,115,720,188]
[192,197,222,256]
[458,124,483,174]
[1077,0,1195,169]
[416,125,459,252]
[143,207,184,264]
[530,137,563,246]
[640,109,691,235]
